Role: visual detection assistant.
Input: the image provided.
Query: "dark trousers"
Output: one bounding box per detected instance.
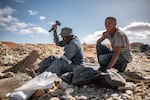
[37,55,76,77]
[96,43,128,72]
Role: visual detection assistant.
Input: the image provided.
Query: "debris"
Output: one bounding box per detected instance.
[0,74,31,98]
[3,50,39,73]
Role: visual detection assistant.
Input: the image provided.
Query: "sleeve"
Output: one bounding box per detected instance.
[53,34,65,47]
[60,43,78,64]
[114,34,125,47]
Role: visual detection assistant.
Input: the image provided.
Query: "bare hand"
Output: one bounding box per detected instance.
[97,31,108,43]
[102,31,109,38]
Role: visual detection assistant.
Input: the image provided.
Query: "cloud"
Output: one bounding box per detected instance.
[0,6,16,15]
[28,10,38,15]
[0,6,48,35]
[82,30,104,44]
[39,16,46,20]
[32,27,48,35]
[39,16,46,22]
[123,22,150,32]
[83,22,150,44]
[48,21,55,25]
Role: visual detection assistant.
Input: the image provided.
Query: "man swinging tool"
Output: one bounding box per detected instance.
[37,22,84,77]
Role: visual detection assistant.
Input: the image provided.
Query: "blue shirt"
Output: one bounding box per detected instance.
[53,34,84,65]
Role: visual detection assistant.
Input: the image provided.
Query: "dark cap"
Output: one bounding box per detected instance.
[60,27,74,36]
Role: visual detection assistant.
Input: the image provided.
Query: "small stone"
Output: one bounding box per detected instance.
[83,85,88,88]
[50,89,64,97]
[65,88,74,95]
[127,95,134,100]
[126,90,133,95]
[118,82,136,91]
[59,82,72,90]
[112,96,120,100]
[102,94,108,99]
[61,95,75,100]
[121,93,129,100]
[75,95,87,100]
[110,93,119,97]
[49,97,60,100]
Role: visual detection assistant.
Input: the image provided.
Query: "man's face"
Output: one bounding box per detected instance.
[62,36,72,43]
[105,19,116,32]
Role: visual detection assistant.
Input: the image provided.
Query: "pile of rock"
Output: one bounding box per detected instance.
[0,43,64,66]
[0,42,150,100]
[0,42,99,66]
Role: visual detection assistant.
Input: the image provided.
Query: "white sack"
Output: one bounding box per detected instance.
[8,72,61,100]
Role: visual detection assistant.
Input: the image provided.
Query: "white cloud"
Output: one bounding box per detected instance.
[39,16,46,20]
[82,30,104,44]
[123,22,150,32]
[123,22,150,43]
[0,15,18,23]
[48,21,55,26]
[19,28,32,34]
[39,16,46,23]
[83,22,150,44]
[16,22,29,28]
[0,6,48,35]
[0,6,16,15]
[28,10,38,15]
[32,27,48,35]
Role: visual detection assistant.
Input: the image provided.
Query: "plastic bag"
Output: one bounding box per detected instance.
[8,72,61,100]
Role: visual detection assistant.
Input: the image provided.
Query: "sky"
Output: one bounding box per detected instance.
[0,0,150,44]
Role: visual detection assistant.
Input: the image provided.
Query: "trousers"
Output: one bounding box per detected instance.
[96,43,128,72]
[38,55,76,77]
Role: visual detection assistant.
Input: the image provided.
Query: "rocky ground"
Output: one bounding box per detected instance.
[0,42,150,100]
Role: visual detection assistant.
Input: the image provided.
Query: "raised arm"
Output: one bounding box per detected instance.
[52,25,65,47]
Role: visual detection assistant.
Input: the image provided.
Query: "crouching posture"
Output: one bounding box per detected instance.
[96,17,132,72]
[38,27,84,77]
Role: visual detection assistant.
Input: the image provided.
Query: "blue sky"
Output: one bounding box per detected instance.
[0,0,150,44]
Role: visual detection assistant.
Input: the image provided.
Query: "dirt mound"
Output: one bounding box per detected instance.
[130,42,144,49]
[3,50,39,73]
[1,41,19,48]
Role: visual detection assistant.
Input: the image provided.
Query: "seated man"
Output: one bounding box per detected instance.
[96,17,132,72]
[38,27,84,77]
